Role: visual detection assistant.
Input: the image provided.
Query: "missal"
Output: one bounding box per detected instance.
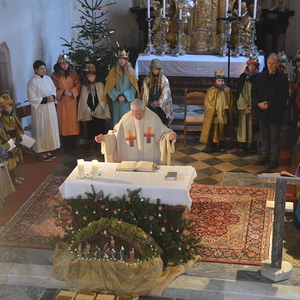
[116,160,157,172]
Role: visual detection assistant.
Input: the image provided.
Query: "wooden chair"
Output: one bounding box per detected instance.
[183,89,206,147]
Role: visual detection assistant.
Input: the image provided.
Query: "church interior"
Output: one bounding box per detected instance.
[1,0,300,299]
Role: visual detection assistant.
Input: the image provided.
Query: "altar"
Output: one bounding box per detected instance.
[135,54,265,79]
[59,162,197,209]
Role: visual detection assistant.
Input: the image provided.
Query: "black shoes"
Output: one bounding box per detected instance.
[254,156,270,165]
[266,160,279,170]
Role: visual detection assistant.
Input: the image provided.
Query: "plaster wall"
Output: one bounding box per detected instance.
[0,0,74,104]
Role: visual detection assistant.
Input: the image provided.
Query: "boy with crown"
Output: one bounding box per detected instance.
[200,70,234,153]
[102,50,139,128]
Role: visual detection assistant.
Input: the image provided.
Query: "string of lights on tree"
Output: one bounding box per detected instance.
[53,187,202,265]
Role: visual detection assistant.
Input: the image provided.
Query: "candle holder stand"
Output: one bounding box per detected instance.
[172,19,185,56]
[159,17,171,56]
[233,18,246,57]
[144,17,157,55]
[246,18,259,57]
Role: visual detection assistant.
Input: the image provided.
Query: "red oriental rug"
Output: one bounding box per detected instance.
[190,184,275,265]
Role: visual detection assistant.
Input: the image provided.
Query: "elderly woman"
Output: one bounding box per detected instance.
[51,55,81,153]
[141,58,173,126]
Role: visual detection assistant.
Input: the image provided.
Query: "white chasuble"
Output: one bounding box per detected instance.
[101,107,175,165]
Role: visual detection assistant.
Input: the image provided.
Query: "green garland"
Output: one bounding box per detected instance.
[54,187,202,265]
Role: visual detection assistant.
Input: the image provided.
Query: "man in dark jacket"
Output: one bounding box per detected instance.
[252,53,289,170]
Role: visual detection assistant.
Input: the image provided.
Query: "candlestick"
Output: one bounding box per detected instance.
[253,0,257,19]
[238,0,241,16]
[163,0,166,18]
[77,159,85,179]
[179,8,182,20]
[225,0,228,17]
[91,159,99,179]
[147,0,150,19]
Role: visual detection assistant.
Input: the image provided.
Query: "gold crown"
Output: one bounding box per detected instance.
[85,64,96,74]
[117,50,129,59]
[247,56,260,66]
[0,94,13,107]
[293,50,300,63]
[215,70,225,78]
[278,51,287,62]
[57,54,70,64]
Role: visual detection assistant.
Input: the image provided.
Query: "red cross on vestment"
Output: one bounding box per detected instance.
[144,126,154,143]
[126,130,136,147]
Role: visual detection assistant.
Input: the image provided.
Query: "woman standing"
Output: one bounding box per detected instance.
[51,55,81,153]
[27,60,60,162]
[141,58,173,126]
[78,64,110,151]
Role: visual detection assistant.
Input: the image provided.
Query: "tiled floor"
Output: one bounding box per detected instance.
[0,105,299,299]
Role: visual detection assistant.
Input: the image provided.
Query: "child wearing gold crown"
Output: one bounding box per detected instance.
[0,94,24,185]
[236,56,261,153]
[141,58,173,126]
[200,70,234,152]
[78,64,111,151]
[101,50,139,128]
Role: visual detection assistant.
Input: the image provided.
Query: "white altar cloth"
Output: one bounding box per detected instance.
[59,162,197,209]
[135,54,265,78]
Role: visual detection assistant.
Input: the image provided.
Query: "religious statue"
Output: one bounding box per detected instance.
[151,1,169,49]
[269,0,290,11]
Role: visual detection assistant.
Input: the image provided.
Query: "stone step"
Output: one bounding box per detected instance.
[1,261,300,300]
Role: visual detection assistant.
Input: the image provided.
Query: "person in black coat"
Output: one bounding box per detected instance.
[251,53,289,170]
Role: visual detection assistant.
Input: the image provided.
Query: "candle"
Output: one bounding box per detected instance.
[163,0,166,18]
[225,0,228,17]
[179,8,182,20]
[77,159,85,179]
[147,0,150,18]
[91,159,99,179]
[253,0,257,19]
[238,0,241,16]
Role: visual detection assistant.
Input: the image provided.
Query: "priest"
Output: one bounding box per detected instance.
[95,99,177,165]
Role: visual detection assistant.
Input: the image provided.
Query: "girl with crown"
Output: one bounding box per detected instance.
[236,56,261,153]
[78,64,110,151]
[101,50,139,128]
[141,58,173,126]
[51,55,81,153]
[200,70,234,152]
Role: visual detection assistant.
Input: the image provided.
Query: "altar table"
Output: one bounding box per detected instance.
[59,162,197,209]
[135,54,265,78]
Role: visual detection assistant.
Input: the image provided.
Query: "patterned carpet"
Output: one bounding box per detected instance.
[190,184,274,265]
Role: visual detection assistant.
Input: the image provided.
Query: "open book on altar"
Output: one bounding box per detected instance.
[116,160,157,172]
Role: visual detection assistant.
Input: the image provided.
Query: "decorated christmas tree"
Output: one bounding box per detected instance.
[61,0,118,82]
